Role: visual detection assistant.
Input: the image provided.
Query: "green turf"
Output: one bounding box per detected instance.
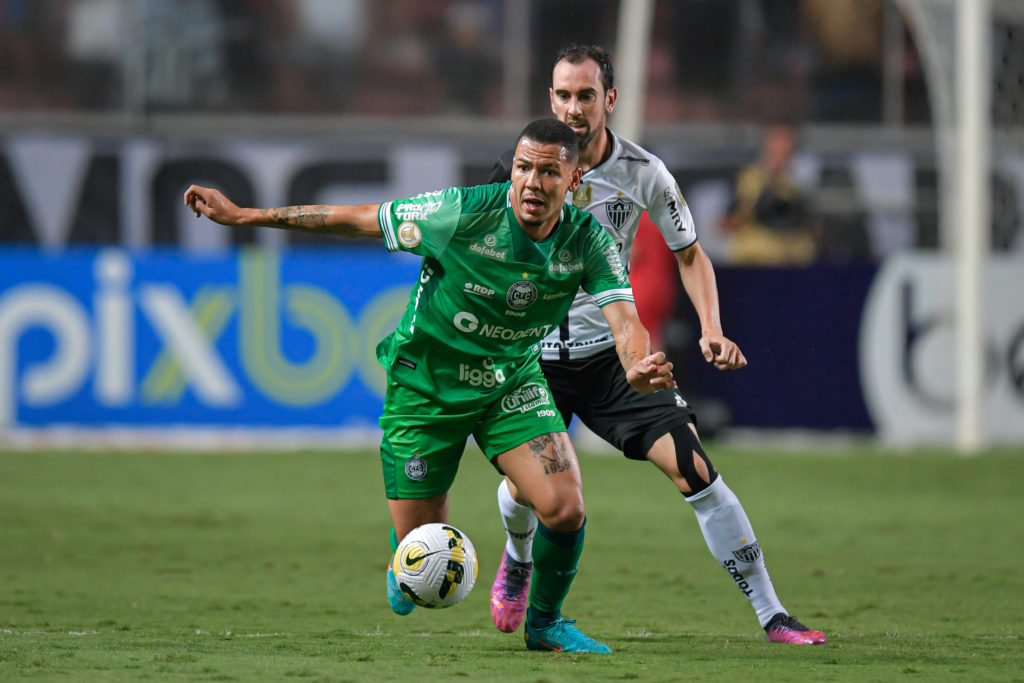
[1,444,1022,681]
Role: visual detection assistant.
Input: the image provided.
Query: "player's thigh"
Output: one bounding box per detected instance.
[473,370,567,461]
[474,373,582,529]
[565,349,694,460]
[379,381,479,500]
[493,432,584,532]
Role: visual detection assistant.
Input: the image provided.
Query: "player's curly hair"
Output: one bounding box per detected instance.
[553,44,614,92]
[517,119,580,162]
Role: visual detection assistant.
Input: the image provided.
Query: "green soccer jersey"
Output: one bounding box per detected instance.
[376,181,633,406]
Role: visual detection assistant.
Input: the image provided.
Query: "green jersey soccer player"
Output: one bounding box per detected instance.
[185,119,675,653]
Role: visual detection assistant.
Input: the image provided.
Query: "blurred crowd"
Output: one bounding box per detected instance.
[0,0,928,124]
[7,1,1019,266]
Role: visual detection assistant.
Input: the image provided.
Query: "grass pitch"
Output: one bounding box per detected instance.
[1,443,1022,681]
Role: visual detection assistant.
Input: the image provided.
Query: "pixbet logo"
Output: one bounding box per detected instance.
[0,250,409,426]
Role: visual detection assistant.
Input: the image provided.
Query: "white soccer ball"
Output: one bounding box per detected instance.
[392,523,478,608]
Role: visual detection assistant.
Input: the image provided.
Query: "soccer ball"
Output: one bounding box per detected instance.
[392,523,478,608]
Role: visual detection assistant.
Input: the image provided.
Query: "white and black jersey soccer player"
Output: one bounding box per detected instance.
[485,44,827,646]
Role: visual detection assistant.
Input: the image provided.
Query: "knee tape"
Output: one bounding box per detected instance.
[669,423,717,495]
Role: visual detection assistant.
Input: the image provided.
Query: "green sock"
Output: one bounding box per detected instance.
[389,526,399,553]
[528,520,585,616]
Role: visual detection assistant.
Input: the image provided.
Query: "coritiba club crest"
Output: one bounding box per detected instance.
[506,280,538,309]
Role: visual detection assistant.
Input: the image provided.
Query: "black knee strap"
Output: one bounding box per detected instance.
[668,423,717,495]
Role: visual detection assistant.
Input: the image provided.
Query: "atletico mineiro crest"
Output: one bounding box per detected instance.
[732,541,762,563]
[606,196,635,231]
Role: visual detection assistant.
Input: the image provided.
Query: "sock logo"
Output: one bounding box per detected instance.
[505,527,535,540]
[732,542,761,563]
[722,559,754,597]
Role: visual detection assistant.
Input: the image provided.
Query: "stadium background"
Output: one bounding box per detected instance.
[1,0,1022,448]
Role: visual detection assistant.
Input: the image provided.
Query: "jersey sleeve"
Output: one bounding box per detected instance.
[377,187,462,257]
[646,159,698,252]
[579,218,635,307]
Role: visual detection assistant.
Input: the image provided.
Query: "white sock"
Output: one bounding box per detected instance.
[497,478,537,563]
[686,476,786,627]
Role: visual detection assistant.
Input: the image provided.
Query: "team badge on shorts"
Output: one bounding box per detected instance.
[405,455,428,480]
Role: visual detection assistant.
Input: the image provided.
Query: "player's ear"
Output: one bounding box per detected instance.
[606,87,618,114]
[568,167,583,191]
[549,88,557,114]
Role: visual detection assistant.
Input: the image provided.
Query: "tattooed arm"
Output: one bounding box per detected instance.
[184,185,382,239]
[600,300,677,394]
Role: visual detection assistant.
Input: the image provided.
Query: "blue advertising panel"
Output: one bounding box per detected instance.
[8,249,946,436]
[0,247,420,429]
[678,264,878,430]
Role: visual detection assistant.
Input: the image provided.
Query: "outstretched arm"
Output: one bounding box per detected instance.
[600,300,676,393]
[184,185,383,239]
[675,242,747,370]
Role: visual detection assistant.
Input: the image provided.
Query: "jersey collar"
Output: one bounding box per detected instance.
[582,128,622,179]
[505,186,565,266]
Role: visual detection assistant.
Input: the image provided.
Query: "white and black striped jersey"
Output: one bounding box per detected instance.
[488,130,698,360]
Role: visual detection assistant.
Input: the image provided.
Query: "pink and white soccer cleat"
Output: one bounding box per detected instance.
[489,549,532,633]
[764,613,827,644]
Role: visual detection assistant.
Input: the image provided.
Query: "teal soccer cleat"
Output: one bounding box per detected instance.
[386,564,417,615]
[524,609,611,653]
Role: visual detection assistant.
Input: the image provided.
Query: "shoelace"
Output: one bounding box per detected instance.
[532,616,578,630]
[505,564,531,598]
[772,615,809,631]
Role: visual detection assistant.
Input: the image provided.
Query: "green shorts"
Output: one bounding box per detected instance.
[379,364,566,499]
